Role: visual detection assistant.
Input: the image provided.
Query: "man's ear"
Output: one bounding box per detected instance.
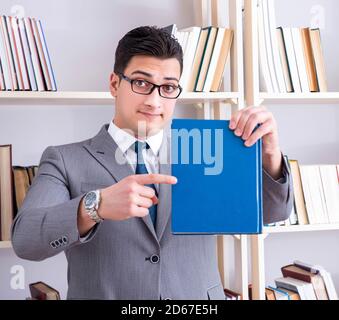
[109,72,120,97]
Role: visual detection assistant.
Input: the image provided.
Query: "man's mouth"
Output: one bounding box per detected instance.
[138,111,162,119]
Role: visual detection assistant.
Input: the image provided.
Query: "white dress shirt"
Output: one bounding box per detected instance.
[108,120,163,193]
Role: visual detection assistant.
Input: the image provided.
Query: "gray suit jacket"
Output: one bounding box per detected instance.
[11,124,293,300]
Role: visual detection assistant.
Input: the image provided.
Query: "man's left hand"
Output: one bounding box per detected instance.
[229,106,284,180]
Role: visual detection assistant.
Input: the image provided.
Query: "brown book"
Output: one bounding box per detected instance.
[26,166,35,185]
[310,29,327,92]
[13,167,30,213]
[281,264,328,300]
[300,28,319,92]
[210,28,234,92]
[265,288,276,300]
[0,145,14,241]
[29,281,60,300]
[224,288,241,300]
[289,160,309,225]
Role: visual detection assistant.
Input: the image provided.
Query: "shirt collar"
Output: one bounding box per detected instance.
[108,120,163,156]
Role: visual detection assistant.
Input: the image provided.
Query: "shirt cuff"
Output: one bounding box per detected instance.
[263,152,289,185]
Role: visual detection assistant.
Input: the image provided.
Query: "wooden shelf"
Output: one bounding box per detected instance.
[0,91,240,105]
[0,241,12,249]
[259,92,339,105]
[263,223,339,234]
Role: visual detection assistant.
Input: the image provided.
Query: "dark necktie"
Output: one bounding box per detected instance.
[134,141,157,228]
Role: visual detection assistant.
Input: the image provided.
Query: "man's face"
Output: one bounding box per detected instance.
[110,55,181,138]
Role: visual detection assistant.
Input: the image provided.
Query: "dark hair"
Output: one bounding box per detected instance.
[114,26,183,76]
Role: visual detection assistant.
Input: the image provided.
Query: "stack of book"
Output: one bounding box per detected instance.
[164,24,233,93]
[0,144,38,241]
[266,261,338,300]
[258,0,327,93]
[29,281,60,300]
[266,156,339,227]
[0,16,56,91]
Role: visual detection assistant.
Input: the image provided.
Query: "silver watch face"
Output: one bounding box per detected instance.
[84,191,97,210]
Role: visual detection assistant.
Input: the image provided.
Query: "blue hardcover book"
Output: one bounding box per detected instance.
[171,119,263,234]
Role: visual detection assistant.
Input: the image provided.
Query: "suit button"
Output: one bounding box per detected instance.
[150,254,160,264]
[50,241,56,248]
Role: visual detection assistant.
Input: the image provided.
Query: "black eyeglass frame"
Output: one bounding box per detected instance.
[118,73,183,99]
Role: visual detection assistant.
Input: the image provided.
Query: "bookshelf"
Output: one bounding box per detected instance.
[244,0,339,300]
[0,0,249,300]
[0,241,12,249]
[0,91,240,105]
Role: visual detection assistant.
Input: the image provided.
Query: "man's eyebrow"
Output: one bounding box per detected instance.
[131,70,179,82]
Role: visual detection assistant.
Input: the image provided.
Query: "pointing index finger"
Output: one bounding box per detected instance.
[134,174,178,185]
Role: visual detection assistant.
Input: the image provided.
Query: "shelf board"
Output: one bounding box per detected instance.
[264,223,339,234]
[0,91,239,105]
[260,92,339,105]
[0,241,12,248]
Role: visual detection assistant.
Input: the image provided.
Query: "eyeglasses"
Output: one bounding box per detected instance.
[118,73,182,99]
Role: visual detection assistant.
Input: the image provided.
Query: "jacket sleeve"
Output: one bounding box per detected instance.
[262,153,294,225]
[11,146,100,261]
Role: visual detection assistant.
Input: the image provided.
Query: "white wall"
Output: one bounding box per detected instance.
[0,0,338,300]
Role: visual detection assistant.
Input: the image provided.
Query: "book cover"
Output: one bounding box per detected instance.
[171,119,262,234]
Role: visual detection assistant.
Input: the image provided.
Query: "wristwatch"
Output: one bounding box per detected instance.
[83,190,103,223]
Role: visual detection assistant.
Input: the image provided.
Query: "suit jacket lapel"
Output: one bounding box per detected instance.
[156,129,172,241]
[83,124,158,240]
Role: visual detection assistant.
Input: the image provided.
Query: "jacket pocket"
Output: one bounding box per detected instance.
[80,182,107,194]
[207,284,225,300]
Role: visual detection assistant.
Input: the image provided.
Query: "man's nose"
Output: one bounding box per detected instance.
[143,87,162,108]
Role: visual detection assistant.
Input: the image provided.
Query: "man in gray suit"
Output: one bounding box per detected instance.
[11,26,293,300]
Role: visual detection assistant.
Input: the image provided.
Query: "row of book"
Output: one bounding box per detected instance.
[164,24,233,93]
[264,261,338,300]
[0,144,38,241]
[267,158,339,227]
[0,16,56,91]
[258,0,327,93]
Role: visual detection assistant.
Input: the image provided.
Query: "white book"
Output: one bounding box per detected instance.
[260,0,279,92]
[276,28,293,92]
[291,28,310,92]
[37,20,56,91]
[179,26,201,92]
[265,0,286,92]
[0,17,12,90]
[31,18,51,90]
[319,165,339,223]
[294,260,338,300]
[281,28,301,93]
[289,204,299,225]
[18,18,37,91]
[0,61,5,89]
[11,16,30,90]
[1,16,17,90]
[24,17,45,91]
[275,277,317,300]
[299,166,317,224]
[311,165,329,224]
[203,27,225,92]
[257,0,274,92]
[6,16,23,90]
